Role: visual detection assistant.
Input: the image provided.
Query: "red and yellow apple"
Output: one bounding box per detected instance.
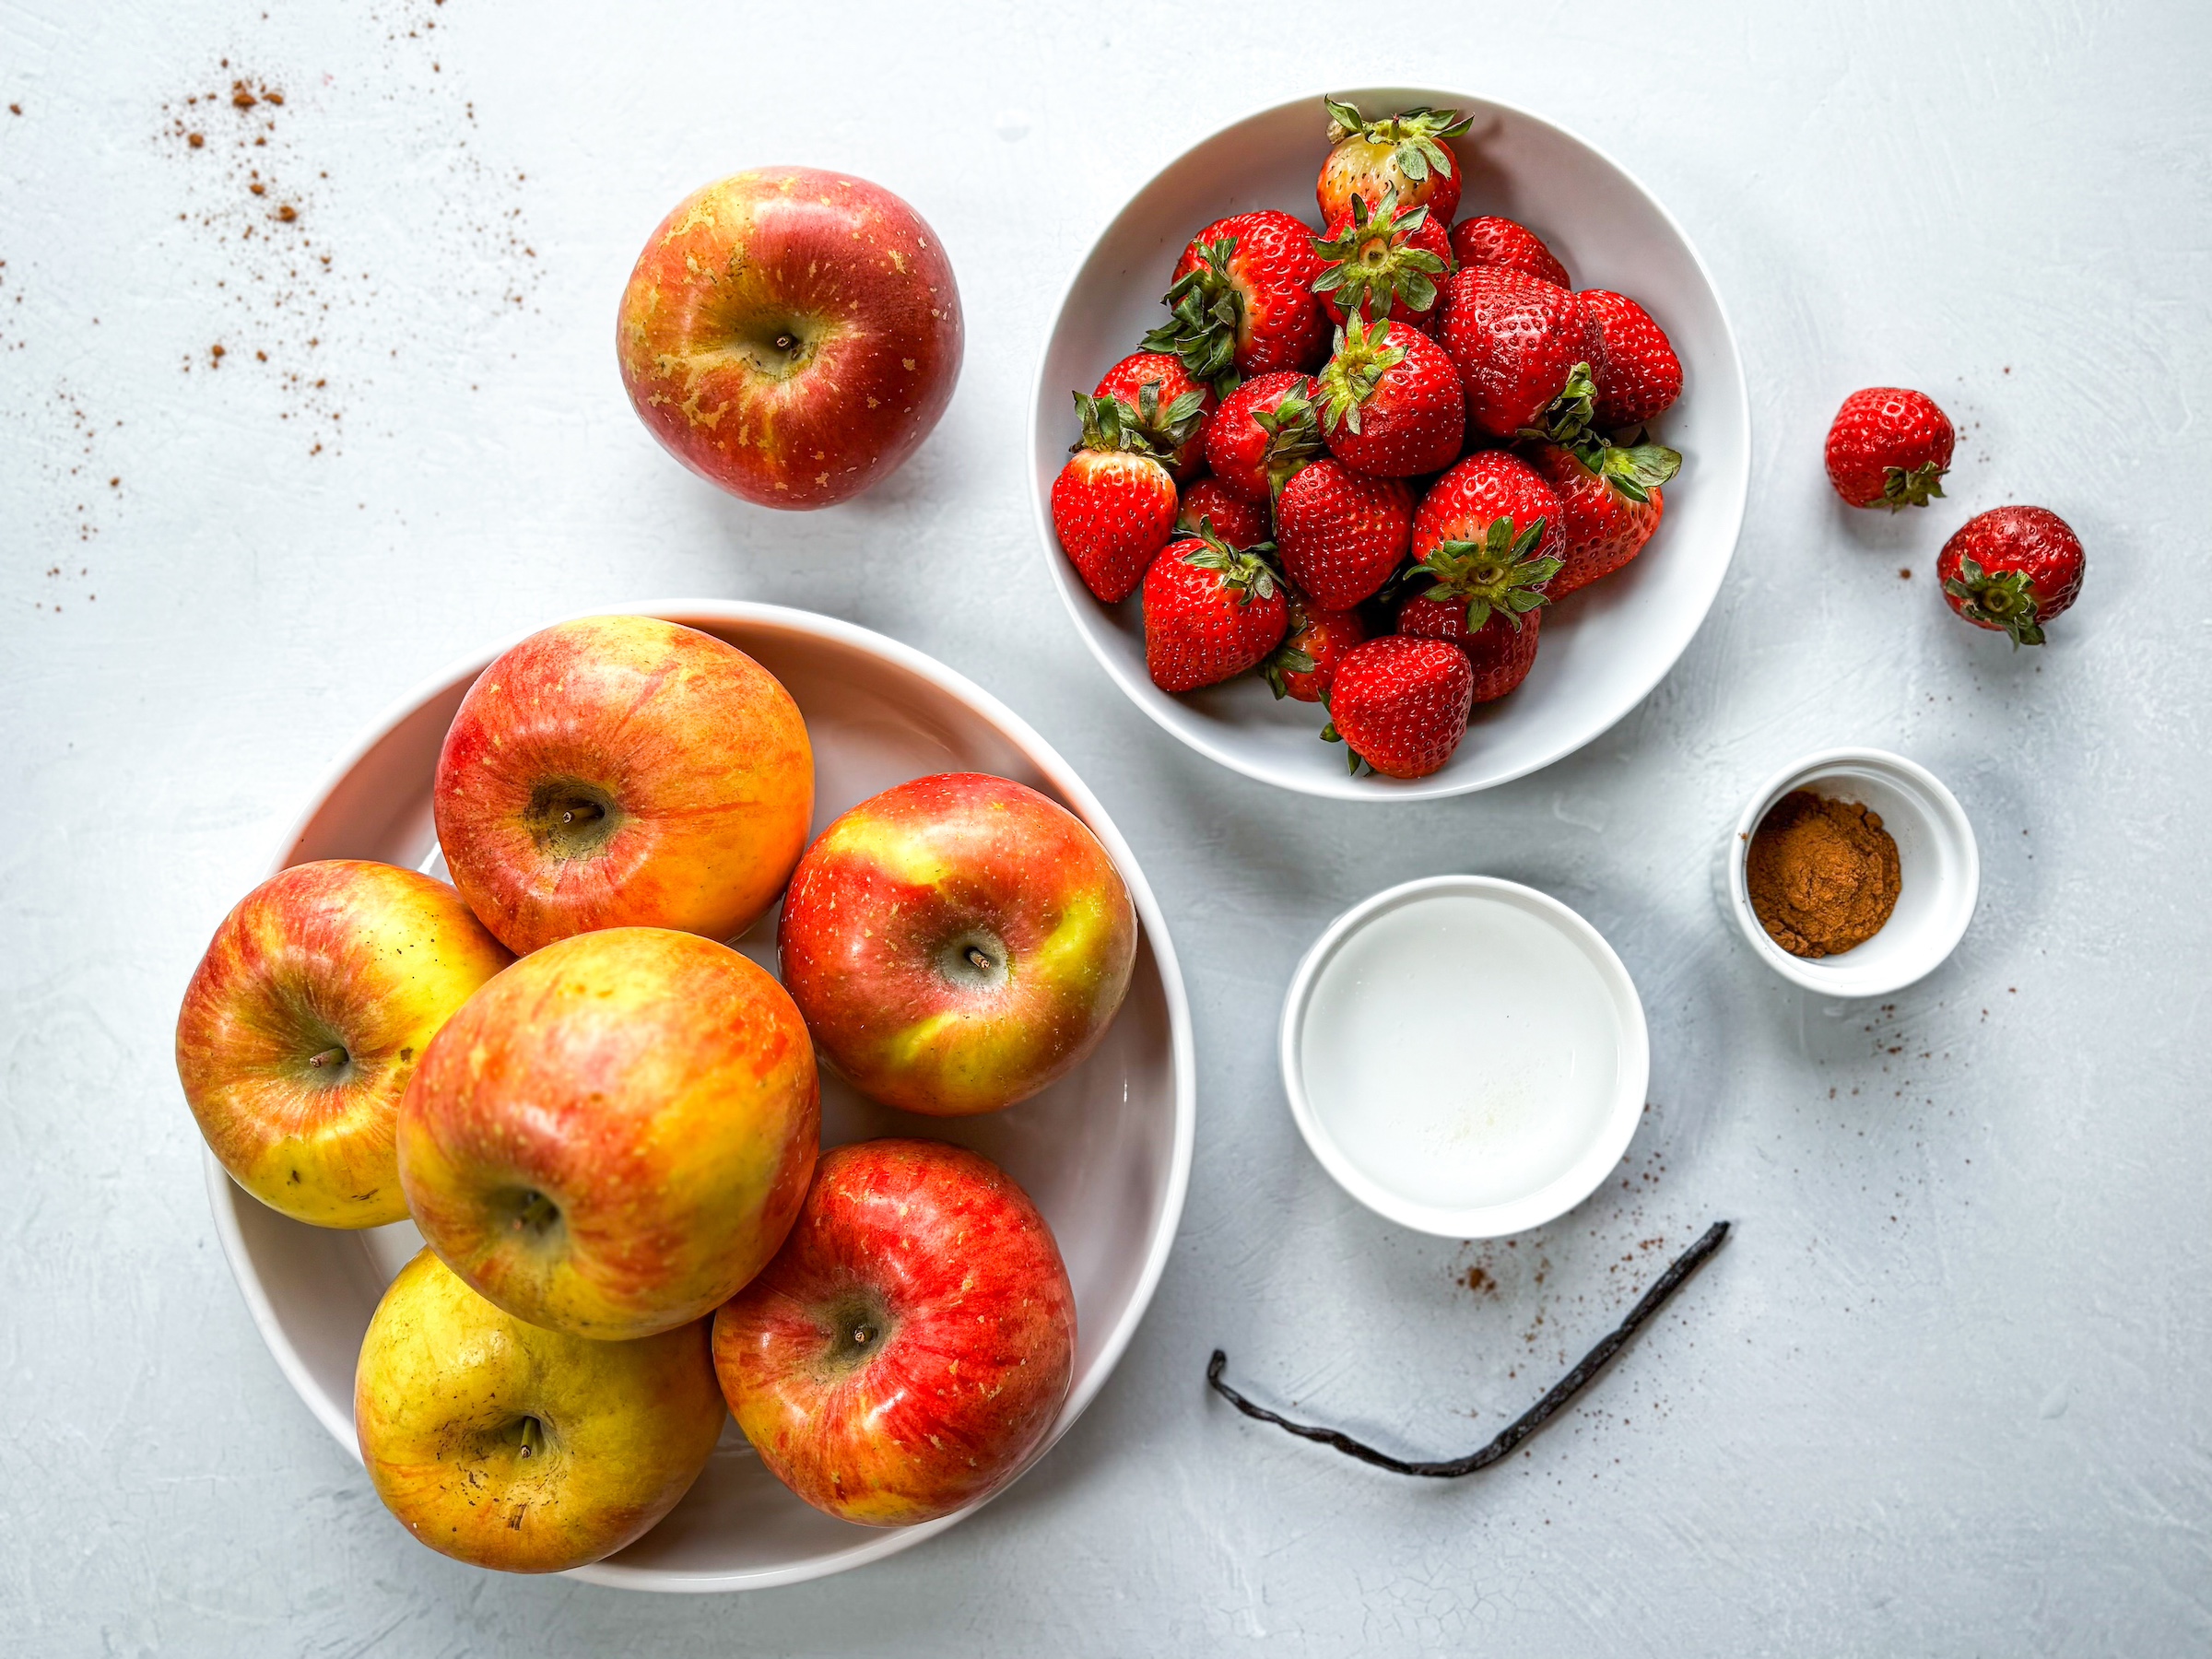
[356,1249,725,1572]
[615,167,963,509]
[175,859,512,1228]
[433,614,812,955]
[396,926,818,1340]
[776,772,1137,1116]
[712,1138,1075,1525]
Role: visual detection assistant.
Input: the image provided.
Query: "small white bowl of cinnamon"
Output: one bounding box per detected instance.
[1724,747,1979,997]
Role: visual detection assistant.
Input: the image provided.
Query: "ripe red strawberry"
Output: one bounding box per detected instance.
[1824,387,1955,510]
[1261,594,1366,702]
[1094,351,1215,479]
[1322,637,1474,779]
[1050,392,1181,604]
[1204,371,1321,504]
[1316,98,1472,226]
[1313,315,1465,478]
[1399,594,1544,702]
[1447,217,1571,288]
[1524,436,1679,596]
[1142,524,1288,692]
[1275,458,1415,610]
[1410,449,1568,571]
[1438,265,1603,440]
[1145,212,1326,392]
[1936,506,2084,646]
[1312,188,1453,330]
[1582,291,1681,429]
[1175,477,1271,548]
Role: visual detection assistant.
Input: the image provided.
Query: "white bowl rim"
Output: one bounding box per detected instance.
[1277,873,1650,1237]
[203,598,1197,1593]
[1027,85,1753,802]
[1723,746,1981,997]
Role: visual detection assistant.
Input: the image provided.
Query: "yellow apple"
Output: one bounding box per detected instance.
[175,859,512,1228]
[355,1249,725,1573]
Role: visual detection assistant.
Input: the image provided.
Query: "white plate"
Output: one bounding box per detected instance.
[1279,876,1649,1237]
[1029,88,1751,800]
[204,601,1194,1592]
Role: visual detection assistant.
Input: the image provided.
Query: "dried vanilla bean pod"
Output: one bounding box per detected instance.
[1206,1219,1731,1477]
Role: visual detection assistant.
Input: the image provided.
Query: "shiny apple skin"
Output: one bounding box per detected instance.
[775,772,1137,1117]
[356,1249,726,1573]
[616,168,963,509]
[175,859,512,1228]
[712,1139,1075,1526]
[396,926,819,1341]
[433,614,813,956]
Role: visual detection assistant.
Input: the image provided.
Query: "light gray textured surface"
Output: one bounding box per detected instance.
[4,1,2207,1653]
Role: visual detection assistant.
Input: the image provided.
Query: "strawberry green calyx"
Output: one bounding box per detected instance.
[1323,98,1472,183]
[1143,235,1243,396]
[1943,555,2045,647]
[1583,439,1681,505]
[1124,378,1209,456]
[1259,640,1318,700]
[1313,315,1408,436]
[1312,191,1446,324]
[1182,524,1279,607]
[1253,383,1324,499]
[1070,390,1171,460]
[1518,361,1599,448]
[1414,516,1562,633]
[1881,459,1948,512]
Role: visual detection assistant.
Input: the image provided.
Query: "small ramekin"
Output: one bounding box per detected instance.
[1722,748,1979,997]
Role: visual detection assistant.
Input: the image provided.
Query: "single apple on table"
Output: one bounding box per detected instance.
[712,1138,1075,1526]
[356,1249,726,1573]
[616,167,962,509]
[397,926,818,1340]
[776,772,1137,1117]
[175,859,512,1228]
[433,614,813,956]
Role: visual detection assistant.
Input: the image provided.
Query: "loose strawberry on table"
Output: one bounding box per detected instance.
[1438,265,1603,440]
[1582,291,1682,429]
[1523,434,1679,597]
[1314,315,1465,478]
[1093,351,1216,479]
[1142,524,1290,693]
[1205,371,1321,504]
[1936,505,2084,647]
[1051,391,1182,604]
[1825,387,1955,510]
[1316,98,1472,225]
[1276,457,1415,611]
[1312,188,1453,332]
[1262,595,1366,702]
[1322,636,1475,780]
[1145,211,1327,392]
[1175,477,1272,549]
[1448,216,1571,288]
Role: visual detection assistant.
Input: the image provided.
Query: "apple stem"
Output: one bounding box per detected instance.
[559,804,603,828]
[306,1046,347,1070]
[965,946,993,971]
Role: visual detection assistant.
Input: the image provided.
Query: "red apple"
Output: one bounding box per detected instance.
[616,168,962,509]
[433,614,813,956]
[776,772,1137,1116]
[712,1138,1075,1525]
[176,859,512,1228]
[396,926,819,1341]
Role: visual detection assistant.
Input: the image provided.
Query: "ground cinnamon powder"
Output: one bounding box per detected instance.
[1746,791,1901,958]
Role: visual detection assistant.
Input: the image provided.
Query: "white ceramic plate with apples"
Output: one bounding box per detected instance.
[1029,87,1750,800]
[205,600,1194,1593]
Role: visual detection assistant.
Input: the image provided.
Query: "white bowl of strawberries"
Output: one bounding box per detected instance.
[1032,88,1749,797]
